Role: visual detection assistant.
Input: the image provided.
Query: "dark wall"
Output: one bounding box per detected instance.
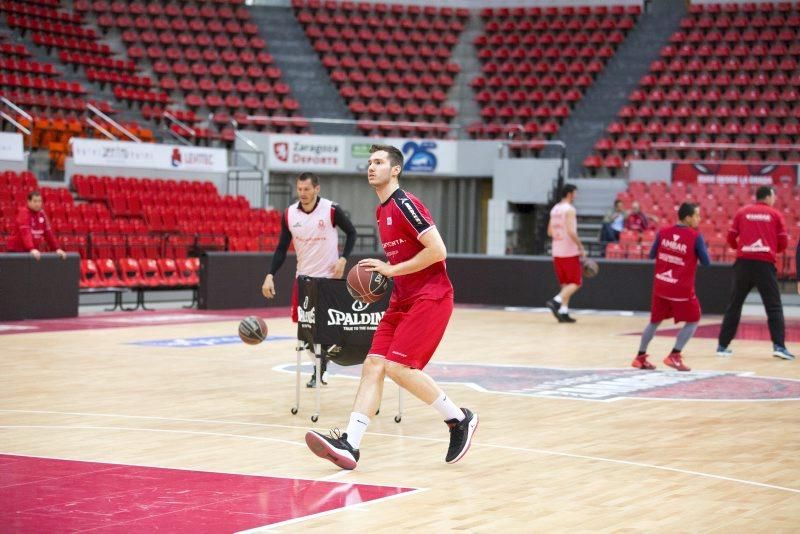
[0,253,80,320]
[201,253,735,313]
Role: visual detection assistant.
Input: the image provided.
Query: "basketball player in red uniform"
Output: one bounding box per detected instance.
[262,172,357,386]
[305,144,478,470]
[632,203,710,372]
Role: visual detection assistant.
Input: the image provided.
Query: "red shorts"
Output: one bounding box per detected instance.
[290,278,299,323]
[368,297,454,370]
[650,294,701,324]
[553,255,582,286]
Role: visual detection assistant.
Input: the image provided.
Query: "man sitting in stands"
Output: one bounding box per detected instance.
[625,201,658,233]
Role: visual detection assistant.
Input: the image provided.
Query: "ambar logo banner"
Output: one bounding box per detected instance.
[269,134,345,170]
[672,161,798,185]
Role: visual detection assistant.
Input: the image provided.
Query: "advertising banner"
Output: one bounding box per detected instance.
[672,161,798,186]
[0,132,24,162]
[350,138,457,174]
[72,139,228,172]
[268,134,345,170]
[296,276,391,365]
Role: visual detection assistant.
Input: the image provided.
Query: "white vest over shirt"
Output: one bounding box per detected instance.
[286,197,340,278]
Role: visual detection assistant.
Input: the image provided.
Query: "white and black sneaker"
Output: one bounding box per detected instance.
[445,408,479,464]
[305,429,360,470]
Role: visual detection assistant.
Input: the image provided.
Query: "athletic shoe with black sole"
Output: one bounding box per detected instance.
[558,313,576,323]
[305,429,360,470]
[545,299,561,321]
[445,408,479,464]
[773,345,796,361]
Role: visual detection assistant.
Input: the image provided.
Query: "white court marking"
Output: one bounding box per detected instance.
[1,409,798,496]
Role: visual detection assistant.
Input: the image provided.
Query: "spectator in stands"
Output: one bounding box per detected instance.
[717,186,794,361]
[6,190,67,260]
[600,200,626,242]
[261,172,358,386]
[624,201,653,232]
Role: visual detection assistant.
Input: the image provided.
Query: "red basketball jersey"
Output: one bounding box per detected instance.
[376,189,453,303]
[652,224,700,300]
[727,203,787,264]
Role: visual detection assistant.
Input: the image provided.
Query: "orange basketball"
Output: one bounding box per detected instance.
[583,259,600,278]
[346,263,389,304]
[238,316,268,345]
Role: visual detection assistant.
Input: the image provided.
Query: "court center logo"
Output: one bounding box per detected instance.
[276,363,800,402]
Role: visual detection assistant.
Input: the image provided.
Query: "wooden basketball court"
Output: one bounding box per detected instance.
[1,305,799,531]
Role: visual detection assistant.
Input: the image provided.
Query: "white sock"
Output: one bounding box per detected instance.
[345,412,370,449]
[553,295,563,303]
[559,305,568,314]
[431,393,464,422]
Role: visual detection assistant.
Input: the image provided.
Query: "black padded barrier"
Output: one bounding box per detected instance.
[0,253,80,320]
[200,253,735,314]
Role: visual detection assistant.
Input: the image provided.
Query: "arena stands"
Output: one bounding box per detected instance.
[74,0,308,142]
[468,5,641,145]
[587,2,800,175]
[292,0,469,138]
[0,169,282,292]
[608,180,798,279]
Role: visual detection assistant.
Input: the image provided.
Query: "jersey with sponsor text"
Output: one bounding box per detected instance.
[727,203,787,264]
[653,224,700,300]
[376,188,453,303]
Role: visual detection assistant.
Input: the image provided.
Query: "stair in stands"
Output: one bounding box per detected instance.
[248,5,356,135]
[450,9,483,136]
[546,0,686,176]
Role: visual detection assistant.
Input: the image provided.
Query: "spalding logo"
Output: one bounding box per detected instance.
[352,300,369,312]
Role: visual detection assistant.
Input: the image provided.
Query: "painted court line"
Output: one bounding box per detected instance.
[1,409,798,496]
[235,489,428,533]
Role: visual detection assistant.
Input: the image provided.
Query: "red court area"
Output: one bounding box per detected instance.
[0,454,414,532]
[656,320,800,342]
[0,308,291,336]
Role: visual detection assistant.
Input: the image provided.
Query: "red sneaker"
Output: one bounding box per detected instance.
[631,354,656,370]
[663,352,691,372]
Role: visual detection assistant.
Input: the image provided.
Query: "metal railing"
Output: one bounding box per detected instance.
[246,114,462,136]
[163,111,196,146]
[87,103,141,143]
[650,141,800,153]
[0,96,32,147]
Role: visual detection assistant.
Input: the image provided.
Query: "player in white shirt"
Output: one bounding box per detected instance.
[262,172,357,386]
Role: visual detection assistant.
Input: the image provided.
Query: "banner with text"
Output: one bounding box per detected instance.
[268,134,345,171]
[72,139,228,172]
[672,161,798,186]
[0,132,24,162]
[350,138,457,174]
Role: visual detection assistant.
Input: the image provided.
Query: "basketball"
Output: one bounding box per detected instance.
[346,263,389,304]
[583,259,599,278]
[238,316,268,345]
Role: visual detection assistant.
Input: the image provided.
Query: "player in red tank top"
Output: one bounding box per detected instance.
[305,144,478,470]
[632,203,710,372]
